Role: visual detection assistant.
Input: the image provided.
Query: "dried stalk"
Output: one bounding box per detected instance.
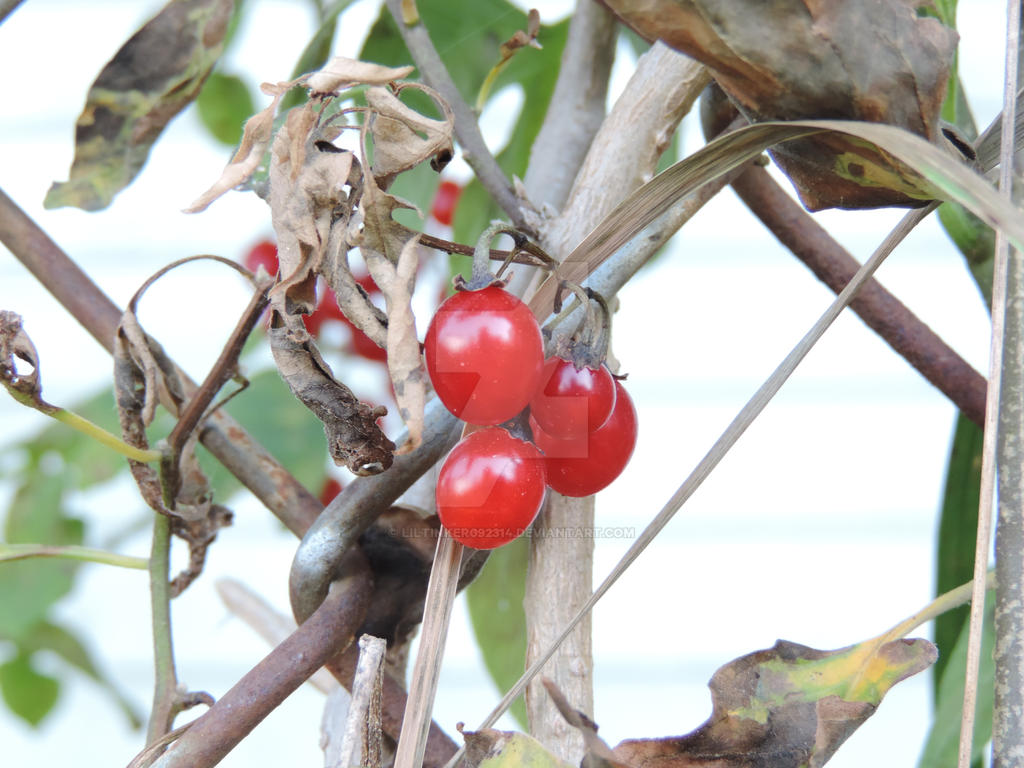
[333,635,386,768]
[990,2,1024,765]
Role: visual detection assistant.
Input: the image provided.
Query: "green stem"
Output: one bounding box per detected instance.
[146,513,178,745]
[51,409,162,463]
[881,570,996,644]
[0,543,148,569]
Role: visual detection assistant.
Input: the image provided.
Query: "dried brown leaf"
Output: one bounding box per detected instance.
[366,83,454,185]
[364,238,427,453]
[323,237,390,347]
[0,311,47,409]
[606,0,958,209]
[185,82,291,213]
[308,56,415,94]
[269,316,395,474]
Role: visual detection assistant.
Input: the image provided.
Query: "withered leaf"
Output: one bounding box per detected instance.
[46,0,234,211]
[307,56,414,94]
[356,176,421,264]
[364,238,427,453]
[0,311,49,412]
[366,83,454,185]
[460,726,575,768]
[185,81,291,213]
[269,316,394,475]
[609,636,936,768]
[605,0,958,209]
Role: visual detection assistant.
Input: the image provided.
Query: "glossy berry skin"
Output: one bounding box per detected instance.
[243,240,279,276]
[531,379,637,497]
[436,428,546,549]
[424,286,543,425]
[431,180,462,226]
[530,357,616,439]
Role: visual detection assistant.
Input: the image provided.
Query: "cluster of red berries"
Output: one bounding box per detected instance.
[425,283,637,550]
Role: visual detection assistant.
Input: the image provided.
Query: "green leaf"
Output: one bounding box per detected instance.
[44,0,235,210]
[198,367,332,499]
[918,590,994,768]
[23,622,142,729]
[934,412,984,697]
[0,654,60,727]
[197,72,255,146]
[359,0,568,240]
[466,536,528,727]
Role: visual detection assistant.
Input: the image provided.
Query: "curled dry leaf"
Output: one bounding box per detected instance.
[364,238,428,454]
[185,81,292,213]
[366,83,455,185]
[307,56,414,94]
[0,311,49,411]
[269,316,395,475]
[606,0,957,209]
[46,0,233,211]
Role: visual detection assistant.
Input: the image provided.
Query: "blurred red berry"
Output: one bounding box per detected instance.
[243,239,278,276]
[431,180,462,226]
[319,477,344,506]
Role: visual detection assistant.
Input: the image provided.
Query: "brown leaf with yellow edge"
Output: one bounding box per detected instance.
[609,636,936,768]
[604,0,958,209]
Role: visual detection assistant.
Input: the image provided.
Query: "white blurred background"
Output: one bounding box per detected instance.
[0,1,1005,766]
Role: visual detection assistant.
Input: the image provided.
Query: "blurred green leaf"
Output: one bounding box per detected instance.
[197,72,256,146]
[198,367,331,499]
[465,536,528,727]
[0,654,60,727]
[918,590,994,768]
[24,622,142,729]
[44,0,234,210]
[933,413,984,696]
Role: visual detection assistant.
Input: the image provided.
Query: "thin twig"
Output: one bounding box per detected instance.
[149,557,373,768]
[146,513,178,745]
[381,0,528,231]
[731,165,987,426]
[440,206,935,768]
[0,543,148,569]
[0,186,322,537]
[0,0,26,26]
[521,0,617,211]
[991,2,1024,766]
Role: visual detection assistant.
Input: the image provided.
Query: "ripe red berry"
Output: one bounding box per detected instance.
[243,239,278,276]
[531,379,637,497]
[530,357,616,439]
[431,180,462,227]
[424,286,543,425]
[436,427,546,549]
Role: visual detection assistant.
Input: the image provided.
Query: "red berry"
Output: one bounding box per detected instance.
[431,180,462,226]
[424,286,543,425]
[531,379,637,497]
[530,357,616,439]
[436,427,546,549]
[318,477,344,506]
[243,240,278,276]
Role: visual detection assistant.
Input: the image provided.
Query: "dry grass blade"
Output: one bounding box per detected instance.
[440,204,934,767]
[528,119,1024,319]
[394,531,464,768]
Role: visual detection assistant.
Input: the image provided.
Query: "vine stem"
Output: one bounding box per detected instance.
[51,409,163,462]
[146,512,178,745]
[0,543,148,569]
